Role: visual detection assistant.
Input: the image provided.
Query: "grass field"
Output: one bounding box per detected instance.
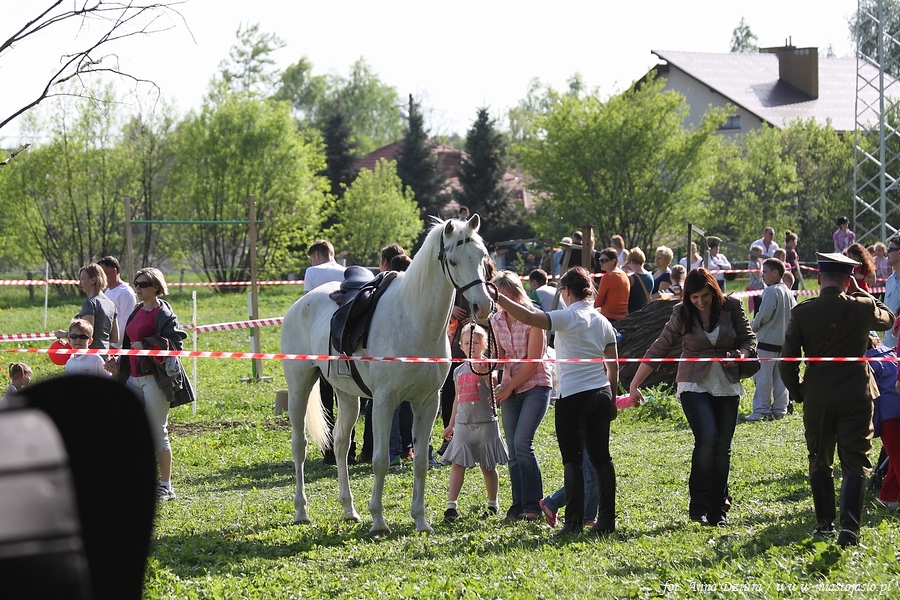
[2,284,899,599]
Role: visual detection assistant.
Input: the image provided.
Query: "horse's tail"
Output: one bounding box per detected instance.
[304,377,332,451]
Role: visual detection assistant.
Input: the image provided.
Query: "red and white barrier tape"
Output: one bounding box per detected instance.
[192,317,284,333]
[8,346,900,364]
[0,279,304,287]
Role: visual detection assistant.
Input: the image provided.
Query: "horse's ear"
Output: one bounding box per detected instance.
[467,214,480,232]
[443,220,455,237]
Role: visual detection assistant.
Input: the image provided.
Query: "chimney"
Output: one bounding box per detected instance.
[760,42,819,99]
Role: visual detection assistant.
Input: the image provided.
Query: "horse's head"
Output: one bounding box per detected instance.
[439,215,494,321]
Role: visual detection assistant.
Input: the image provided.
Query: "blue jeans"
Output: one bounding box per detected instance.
[389,401,413,458]
[502,385,551,517]
[544,449,599,519]
[680,391,739,520]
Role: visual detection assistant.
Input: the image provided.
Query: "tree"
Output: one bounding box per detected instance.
[0,85,132,279]
[455,108,516,243]
[707,126,801,246]
[780,119,853,254]
[272,56,327,120]
[218,22,286,96]
[167,92,330,283]
[851,0,900,77]
[1,1,184,134]
[396,95,445,219]
[516,76,726,252]
[328,159,422,264]
[118,99,180,269]
[730,17,759,52]
[275,57,403,155]
[318,103,359,201]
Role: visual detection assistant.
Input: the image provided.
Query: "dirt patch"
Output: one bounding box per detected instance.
[169,418,292,437]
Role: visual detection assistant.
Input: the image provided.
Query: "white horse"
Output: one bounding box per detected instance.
[281,216,494,534]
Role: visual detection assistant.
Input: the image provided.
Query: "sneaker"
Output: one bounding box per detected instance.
[389,455,401,468]
[539,498,558,527]
[836,528,859,547]
[429,456,442,467]
[583,518,597,527]
[481,506,500,519]
[812,522,836,539]
[435,439,450,457]
[156,484,176,502]
[744,412,769,422]
[444,507,459,523]
[873,498,900,510]
[401,448,415,460]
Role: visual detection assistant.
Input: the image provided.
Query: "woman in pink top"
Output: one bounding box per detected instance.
[490,271,553,521]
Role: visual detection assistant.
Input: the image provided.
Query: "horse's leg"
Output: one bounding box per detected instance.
[410,390,441,534]
[369,393,394,535]
[286,363,317,524]
[333,389,361,522]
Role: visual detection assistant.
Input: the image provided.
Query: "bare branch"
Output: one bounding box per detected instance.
[1,1,191,133]
[0,144,31,167]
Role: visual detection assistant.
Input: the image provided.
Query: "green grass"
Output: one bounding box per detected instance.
[2,287,899,599]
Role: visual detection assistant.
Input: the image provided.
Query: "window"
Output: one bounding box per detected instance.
[719,115,741,131]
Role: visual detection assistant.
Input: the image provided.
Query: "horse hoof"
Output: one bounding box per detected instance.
[369,525,391,537]
[345,514,362,523]
[417,525,434,535]
[293,517,311,526]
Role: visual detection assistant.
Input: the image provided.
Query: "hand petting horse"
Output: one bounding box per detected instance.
[281,216,494,534]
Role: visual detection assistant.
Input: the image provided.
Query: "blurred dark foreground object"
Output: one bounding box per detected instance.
[0,376,157,600]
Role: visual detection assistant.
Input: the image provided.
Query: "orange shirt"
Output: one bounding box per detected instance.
[594,271,631,321]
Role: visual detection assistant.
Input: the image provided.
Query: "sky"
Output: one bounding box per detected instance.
[1,0,861,144]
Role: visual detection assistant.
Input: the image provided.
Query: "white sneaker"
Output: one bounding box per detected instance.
[743,412,769,422]
[156,484,176,501]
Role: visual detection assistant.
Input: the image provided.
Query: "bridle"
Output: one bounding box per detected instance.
[438,235,486,294]
[439,233,502,414]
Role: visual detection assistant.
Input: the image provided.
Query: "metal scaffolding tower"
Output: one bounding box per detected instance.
[855,0,900,242]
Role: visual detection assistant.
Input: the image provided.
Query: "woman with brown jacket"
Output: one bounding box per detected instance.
[628,268,756,526]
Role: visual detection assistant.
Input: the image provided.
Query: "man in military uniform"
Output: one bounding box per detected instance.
[780,252,895,546]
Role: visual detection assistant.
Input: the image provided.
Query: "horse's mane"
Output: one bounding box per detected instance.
[402,218,485,305]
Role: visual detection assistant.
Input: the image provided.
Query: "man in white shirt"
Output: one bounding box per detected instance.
[98,256,137,348]
[304,240,345,293]
[883,235,900,348]
[707,237,732,292]
[304,239,346,465]
[750,227,779,257]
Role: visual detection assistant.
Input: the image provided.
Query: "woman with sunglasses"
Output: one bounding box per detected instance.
[105,267,192,502]
[56,263,119,350]
[594,248,630,323]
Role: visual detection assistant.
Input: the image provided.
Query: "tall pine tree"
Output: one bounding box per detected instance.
[396,94,445,217]
[455,107,514,242]
[319,103,359,200]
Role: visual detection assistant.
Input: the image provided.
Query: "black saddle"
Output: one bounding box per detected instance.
[330,269,398,357]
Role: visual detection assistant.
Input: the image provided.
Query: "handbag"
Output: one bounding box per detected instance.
[737,347,761,379]
[727,300,760,379]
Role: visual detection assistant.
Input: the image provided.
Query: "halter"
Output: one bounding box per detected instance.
[438,235,486,294]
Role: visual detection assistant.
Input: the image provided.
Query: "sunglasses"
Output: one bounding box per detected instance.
[599,257,613,264]
[889,248,900,254]
[133,280,154,289]
[67,333,90,340]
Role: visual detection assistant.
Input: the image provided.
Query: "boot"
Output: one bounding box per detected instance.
[590,459,616,536]
[810,475,836,538]
[555,463,584,536]
[836,475,866,547]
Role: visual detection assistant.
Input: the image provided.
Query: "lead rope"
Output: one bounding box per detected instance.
[468,282,500,417]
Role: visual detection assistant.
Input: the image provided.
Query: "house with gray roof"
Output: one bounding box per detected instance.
[650,46,887,135]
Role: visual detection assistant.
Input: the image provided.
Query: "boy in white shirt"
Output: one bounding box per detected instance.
[64,319,111,378]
